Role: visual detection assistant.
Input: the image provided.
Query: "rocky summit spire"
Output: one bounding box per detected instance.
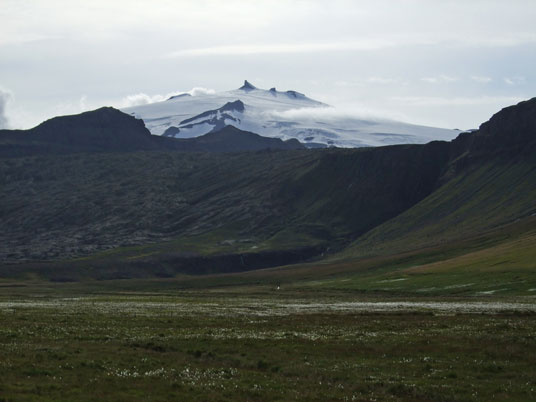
[238,80,257,91]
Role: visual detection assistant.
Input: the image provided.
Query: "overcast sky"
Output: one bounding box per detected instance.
[1,0,535,130]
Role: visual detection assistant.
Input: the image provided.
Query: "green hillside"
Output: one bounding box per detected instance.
[344,157,536,259]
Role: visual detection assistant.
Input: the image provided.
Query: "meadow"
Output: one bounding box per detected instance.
[1,289,535,401]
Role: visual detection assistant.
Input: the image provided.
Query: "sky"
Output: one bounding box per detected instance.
[1,0,535,130]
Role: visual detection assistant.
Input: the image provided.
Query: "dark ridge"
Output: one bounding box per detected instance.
[284,138,303,148]
[444,97,536,177]
[221,100,245,113]
[162,126,180,137]
[167,93,191,101]
[238,80,257,91]
[286,90,305,98]
[179,100,244,126]
[171,125,305,152]
[0,107,161,154]
[465,97,536,153]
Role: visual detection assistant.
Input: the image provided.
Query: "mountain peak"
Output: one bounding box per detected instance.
[220,100,245,112]
[123,80,453,147]
[167,93,192,101]
[238,80,257,91]
[285,90,305,99]
[474,97,536,150]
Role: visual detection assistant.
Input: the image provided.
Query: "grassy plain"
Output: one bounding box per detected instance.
[0,289,535,402]
[1,212,535,402]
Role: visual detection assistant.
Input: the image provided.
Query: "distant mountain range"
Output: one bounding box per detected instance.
[0,107,303,156]
[123,80,458,148]
[0,97,534,281]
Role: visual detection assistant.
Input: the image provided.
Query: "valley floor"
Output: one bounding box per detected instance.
[1,290,535,401]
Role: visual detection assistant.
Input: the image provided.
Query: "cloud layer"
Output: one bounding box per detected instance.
[119,87,216,108]
[0,89,11,129]
[265,105,407,124]
[1,0,535,130]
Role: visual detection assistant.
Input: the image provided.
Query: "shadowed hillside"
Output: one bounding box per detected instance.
[1,98,535,280]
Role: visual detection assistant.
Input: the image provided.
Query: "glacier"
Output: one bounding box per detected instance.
[123,80,459,148]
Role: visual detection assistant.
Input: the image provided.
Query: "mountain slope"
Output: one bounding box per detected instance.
[0,141,452,266]
[343,98,536,258]
[343,159,536,258]
[124,80,457,148]
[0,98,535,281]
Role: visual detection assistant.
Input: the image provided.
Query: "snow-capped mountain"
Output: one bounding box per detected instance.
[123,81,458,148]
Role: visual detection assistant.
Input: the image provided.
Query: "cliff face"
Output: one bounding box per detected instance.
[477,98,536,148]
[450,98,536,160]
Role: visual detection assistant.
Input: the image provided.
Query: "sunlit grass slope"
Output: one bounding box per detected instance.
[344,158,536,259]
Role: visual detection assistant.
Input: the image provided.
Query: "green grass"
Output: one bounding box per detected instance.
[345,160,536,259]
[292,216,536,296]
[1,215,530,299]
[0,293,535,401]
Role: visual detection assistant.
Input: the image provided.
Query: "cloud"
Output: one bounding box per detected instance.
[471,76,493,83]
[164,39,404,58]
[439,75,458,83]
[265,105,407,124]
[0,88,12,129]
[119,93,167,107]
[334,81,361,88]
[469,33,536,47]
[118,87,215,107]
[390,96,525,107]
[0,33,60,46]
[367,77,398,85]
[187,87,216,96]
[421,75,458,84]
[164,31,536,59]
[79,95,89,111]
[504,76,526,85]
[421,77,438,84]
